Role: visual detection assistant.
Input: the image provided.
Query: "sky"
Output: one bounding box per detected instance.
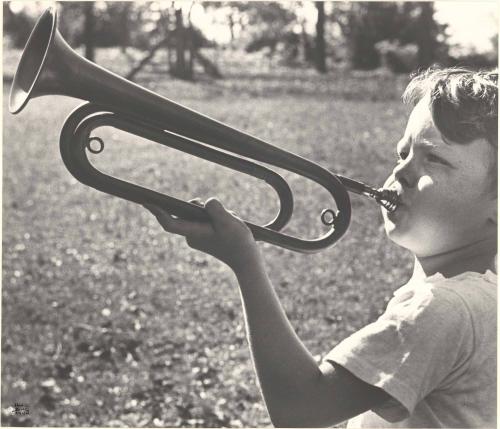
[434,1,498,53]
[8,1,500,54]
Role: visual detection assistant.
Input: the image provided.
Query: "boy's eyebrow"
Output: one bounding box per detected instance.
[415,138,437,150]
[396,136,440,154]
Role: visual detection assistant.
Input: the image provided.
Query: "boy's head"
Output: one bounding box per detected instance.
[382,67,497,257]
[404,68,498,186]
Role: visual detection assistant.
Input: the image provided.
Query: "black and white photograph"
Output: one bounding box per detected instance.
[2,1,498,427]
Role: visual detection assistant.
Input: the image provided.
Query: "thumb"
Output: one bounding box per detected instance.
[204,197,227,214]
[204,198,232,228]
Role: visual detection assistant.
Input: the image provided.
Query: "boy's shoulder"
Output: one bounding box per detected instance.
[425,270,496,313]
[388,270,496,350]
[384,270,496,340]
[393,269,496,309]
[433,269,496,300]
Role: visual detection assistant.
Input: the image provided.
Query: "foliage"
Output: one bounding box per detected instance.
[3,40,414,429]
[4,1,495,76]
[448,51,499,70]
[333,2,397,69]
[376,41,419,74]
[3,2,36,48]
[239,3,297,55]
[315,1,327,73]
[333,2,449,70]
[57,2,128,48]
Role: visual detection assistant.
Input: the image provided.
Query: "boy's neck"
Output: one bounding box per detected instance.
[412,237,497,280]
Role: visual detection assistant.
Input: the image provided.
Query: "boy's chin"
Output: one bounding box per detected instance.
[385,226,448,257]
[383,216,404,239]
[384,222,418,251]
[385,229,407,248]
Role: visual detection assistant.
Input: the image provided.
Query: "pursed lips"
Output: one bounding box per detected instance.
[384,180,407,209]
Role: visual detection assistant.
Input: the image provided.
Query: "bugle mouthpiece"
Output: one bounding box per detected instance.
[374,188,399,212]
[336,175,399,212]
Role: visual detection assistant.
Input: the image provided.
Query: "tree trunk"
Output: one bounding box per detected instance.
[188,34,195,79]
[301,22,313,64]
[186,4,194,80]
[173,8,187,78]
[83,2,95,62]
[118,3,131,53]
[416,3,436,68]
[315,1,327,73]
[227,12,235,48]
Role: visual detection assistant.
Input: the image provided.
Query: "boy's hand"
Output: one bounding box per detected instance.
[144,198,260,273]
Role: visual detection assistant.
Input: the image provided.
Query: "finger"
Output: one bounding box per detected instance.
[159,214,213,237]
[143,204,178,232]
[144,204,212,237]
[143,203,163,216]
[188,198,205,207]
[204,198,225,214]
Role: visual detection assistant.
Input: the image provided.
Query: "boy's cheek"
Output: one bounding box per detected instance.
[417,175,433,191]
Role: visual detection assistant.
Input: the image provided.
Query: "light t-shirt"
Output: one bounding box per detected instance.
[324,270,497,428]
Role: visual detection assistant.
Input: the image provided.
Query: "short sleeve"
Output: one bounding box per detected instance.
[324,285,474,421]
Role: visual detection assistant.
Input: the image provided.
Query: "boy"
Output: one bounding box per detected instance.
[145,68,497,427]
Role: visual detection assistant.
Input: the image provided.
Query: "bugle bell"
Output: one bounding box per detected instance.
[9,7,398,253]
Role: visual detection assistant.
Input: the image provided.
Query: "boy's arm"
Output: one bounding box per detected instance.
[145,199,390,427]
[235,251,390,427]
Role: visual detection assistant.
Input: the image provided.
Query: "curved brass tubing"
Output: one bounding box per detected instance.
[59,103,295,232]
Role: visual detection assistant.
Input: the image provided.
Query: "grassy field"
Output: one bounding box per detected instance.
[2,47,414,427]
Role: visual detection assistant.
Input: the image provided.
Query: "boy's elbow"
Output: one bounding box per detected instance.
[268,408,309,428]
[263,371,352,427]
[269,416,302,428]
[268,413,291,428]
[268,409,335,428]
[265,396,337,428]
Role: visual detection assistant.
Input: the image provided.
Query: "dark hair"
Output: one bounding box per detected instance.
[402,67,498,148]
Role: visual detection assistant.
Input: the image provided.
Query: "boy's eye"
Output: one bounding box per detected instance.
[426,154,447,165]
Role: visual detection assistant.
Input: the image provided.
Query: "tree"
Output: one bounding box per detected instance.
[172,7,189,79]
[82,2,96,61]
[125,2,220,81]
[239,2,297,58]
[315,2,326,73]
[334,2,401,70]
[414,3,445,68]
[202,2,330,70]
[3,2,36,48]
[170,3,221,80]
[333,2,448,70]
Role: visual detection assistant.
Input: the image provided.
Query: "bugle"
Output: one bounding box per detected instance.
[9,8,398,253]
